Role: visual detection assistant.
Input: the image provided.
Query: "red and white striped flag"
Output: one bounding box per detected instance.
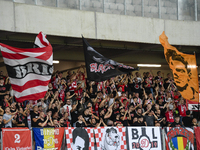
[0,32,53,102]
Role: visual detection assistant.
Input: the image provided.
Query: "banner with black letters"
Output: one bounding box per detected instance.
[127,127,162,150]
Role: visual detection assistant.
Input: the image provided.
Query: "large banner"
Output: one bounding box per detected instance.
[194,127,200,150]
[65,127,95,150]
[164,127,194,150]
[82,37,138,82]
[126,127,162,150]
[2,128,32,150]
[94,127,127,150]
[33,127,64,150]
[0,32,53,102]
[159,32,199,109]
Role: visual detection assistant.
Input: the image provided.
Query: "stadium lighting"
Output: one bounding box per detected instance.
[53,60,59,64]
[137,64,161,67]
[187,65,198,68]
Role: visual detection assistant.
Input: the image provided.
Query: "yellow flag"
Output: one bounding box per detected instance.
[159,31,199,102]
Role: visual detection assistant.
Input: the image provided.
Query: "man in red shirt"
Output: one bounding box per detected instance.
[177,98,187,123]
[68,75,77,95]
[165,104,175,126]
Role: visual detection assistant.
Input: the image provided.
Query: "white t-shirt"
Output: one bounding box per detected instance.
[63,104,72,120]
[109,98,114,106]
[117,91,122,97]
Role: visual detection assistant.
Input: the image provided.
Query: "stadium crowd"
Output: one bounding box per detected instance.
[0,66,199,129]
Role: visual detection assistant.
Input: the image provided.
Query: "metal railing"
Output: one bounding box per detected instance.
[2,0,200,21]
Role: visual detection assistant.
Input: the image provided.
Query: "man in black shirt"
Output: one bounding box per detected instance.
[171,115,182,127]
[154,71,163,87]
[164,73,173,89]
[0,78,7,101]
[74,114,86,127]
[133,116,146,126]
[31,105,39,127]
[83,108,92,126]
[37,112,49,127]
[0,115,4,131]
[182,110,193,127]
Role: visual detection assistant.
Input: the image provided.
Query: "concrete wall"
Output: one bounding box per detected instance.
[0,1,200,46]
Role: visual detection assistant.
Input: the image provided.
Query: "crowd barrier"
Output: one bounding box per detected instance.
[1,126,199,150]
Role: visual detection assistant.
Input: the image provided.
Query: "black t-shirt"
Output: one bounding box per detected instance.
[5,84,11,91]
[37,118,46,127]
[120,113,129,126]
[155,76,163,87]
[171,122,182,127]
[0,123,5,131]
[75,121,86,127]
[164,78,170,89]
[135,113,144,120]
[129,111,136,124]
[31,111,39,127]
[50,107,58,116]
[182,116,193,127]
[133,121,146,126]
[0,123,4,138]
[142,81,151,94]
[89,124,96,127]
[83,114,92,125]
[16,114,27,127]
[132,82,142,93]
[71,110,78,124]
[144,115,155,126]
[0,85,6,101]
[110,110,119,122]
[60,123,67,127]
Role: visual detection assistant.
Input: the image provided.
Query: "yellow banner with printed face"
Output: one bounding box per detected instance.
[159,31,199,102]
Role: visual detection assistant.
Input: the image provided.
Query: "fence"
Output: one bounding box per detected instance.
[1,126,198,150]
[1,0,200,21]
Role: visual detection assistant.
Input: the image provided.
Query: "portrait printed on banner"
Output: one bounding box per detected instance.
[71,128,89,150]
[101,127,120,150]
[165,49,198,101]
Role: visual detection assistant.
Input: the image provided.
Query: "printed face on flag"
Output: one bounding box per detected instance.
[159,31,199,102]
[169,57,189,88]
[72,128,89,150]
[65,127,95,150]
[72,136,85,150]
[94,127,127,150]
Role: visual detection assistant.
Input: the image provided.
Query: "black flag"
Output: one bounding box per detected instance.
[82,37,139,82]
